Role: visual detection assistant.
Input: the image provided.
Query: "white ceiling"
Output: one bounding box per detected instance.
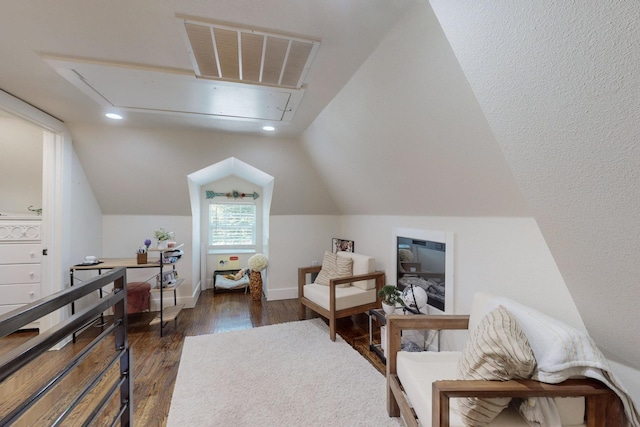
[0,0,412,136]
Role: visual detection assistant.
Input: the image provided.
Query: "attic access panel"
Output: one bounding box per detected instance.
[44,57,299,121]
[178,16,321,90]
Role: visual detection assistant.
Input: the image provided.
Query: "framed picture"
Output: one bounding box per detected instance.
[332,238,354,253]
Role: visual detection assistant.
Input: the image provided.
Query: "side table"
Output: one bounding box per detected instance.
[368,308,388,363]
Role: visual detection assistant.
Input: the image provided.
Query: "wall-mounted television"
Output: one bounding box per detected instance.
[394,228,454,313]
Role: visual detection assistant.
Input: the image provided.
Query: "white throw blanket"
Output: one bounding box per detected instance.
[493,296,640,427]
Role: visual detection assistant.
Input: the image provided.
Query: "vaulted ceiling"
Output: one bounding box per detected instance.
[1,1,639,373]
[0,0,411,136]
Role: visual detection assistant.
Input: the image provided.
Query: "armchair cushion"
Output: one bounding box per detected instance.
[336,251,376,290]
[303,283,376,311]
[458,305,536,425]
[315,251,353,287]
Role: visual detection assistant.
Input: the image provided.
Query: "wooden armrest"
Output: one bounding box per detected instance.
[298,265,322,293]
[386,314,469,380]
[298,265,322,276]
[432,378,622,427]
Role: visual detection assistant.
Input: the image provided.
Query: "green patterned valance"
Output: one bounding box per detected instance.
[206,190,259,200]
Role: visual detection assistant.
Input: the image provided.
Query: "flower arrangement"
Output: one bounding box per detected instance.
[144,239,151,249]
[153,228,171,241]
[248,253,268,272]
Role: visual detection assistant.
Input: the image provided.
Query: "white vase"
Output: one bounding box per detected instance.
[382,302,396,315]
[157,240,168,250]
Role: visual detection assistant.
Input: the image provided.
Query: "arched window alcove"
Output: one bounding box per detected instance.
[187,157,274,299]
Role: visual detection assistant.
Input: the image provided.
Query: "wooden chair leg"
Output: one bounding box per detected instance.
[329,317,336,341]
[299,303,306,320]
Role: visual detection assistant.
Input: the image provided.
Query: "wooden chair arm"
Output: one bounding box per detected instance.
[298,265,322,278]
[386,315,470,379]
[298,265,322,296]
[432,378,622,427]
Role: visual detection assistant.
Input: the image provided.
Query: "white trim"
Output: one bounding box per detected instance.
[0,90,71,333]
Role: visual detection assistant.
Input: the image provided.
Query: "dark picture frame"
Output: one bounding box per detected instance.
[332,238,354,253]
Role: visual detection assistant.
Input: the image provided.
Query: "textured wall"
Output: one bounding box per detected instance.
[430,0,640,369]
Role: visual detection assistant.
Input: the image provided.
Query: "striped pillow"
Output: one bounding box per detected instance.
[457,305,536,425]
[314,251,353,288]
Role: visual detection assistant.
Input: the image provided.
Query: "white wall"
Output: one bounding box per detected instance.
[102,215,195,309]
[340,215,583,327]
[0,115,43,214]
[265,213,584,343]
[266,215,340,300]
[68,148,102,267]
[337,215,585,352]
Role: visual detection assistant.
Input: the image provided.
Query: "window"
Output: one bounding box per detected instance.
[209,202,256,250]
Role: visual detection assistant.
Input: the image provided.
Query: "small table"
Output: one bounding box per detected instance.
[368,308,389,363]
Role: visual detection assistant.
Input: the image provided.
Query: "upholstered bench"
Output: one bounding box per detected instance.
[386,292,637,427]
[126,281,151,314]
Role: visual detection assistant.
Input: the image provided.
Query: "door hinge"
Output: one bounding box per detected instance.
[42,249,48,256]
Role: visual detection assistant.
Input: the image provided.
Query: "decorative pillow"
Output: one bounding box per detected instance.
[314,251,353,288]
[457,305,537,426]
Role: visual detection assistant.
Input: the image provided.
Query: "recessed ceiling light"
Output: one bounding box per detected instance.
[105,113,123,120]
[262,126,275,131]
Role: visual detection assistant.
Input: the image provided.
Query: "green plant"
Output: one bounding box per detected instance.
[154,228,171,241]
[378,285,402,306]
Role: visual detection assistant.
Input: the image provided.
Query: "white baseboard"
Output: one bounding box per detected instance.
[266,286,298,301]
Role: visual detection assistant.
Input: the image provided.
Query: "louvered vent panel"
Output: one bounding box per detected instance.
[184,23,219,77]
[262,36,289,86]
[181,18,319,89]
[241,32,264,82]
[214,28,239,80]
[281,41,314,87]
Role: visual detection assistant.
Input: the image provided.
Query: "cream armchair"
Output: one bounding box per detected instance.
[298,251,385,341]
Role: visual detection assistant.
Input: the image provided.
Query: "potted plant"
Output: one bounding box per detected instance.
[154,228,171,249]
[378,285,402,314]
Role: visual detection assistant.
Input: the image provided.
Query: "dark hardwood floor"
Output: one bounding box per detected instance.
[1,289,385,426]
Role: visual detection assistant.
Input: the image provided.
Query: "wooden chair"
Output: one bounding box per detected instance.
[385,296,626,427]
[298,252,385,341]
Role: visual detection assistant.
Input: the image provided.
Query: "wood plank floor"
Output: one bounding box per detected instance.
[1,289,386,426]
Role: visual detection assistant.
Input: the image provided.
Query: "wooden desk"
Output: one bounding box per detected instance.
[70,250,184,336]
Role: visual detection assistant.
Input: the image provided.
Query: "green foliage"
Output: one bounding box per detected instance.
[378,285,402,305]
[154,228,171,241]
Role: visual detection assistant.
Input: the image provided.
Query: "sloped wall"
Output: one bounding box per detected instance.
[70,124,338,216]
[429,0,640,370]
[301,1,528,217]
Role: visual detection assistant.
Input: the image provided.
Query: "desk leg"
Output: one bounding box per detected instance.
[160,264,164,337]
[71,269,76,343]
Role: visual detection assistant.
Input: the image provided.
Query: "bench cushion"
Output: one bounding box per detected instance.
[397,351,533,426]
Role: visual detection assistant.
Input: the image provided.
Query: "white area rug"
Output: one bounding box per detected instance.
[167,318,404,427]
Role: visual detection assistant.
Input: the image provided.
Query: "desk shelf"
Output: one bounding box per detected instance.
[70,244,185,337]
[149,304,185,325]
